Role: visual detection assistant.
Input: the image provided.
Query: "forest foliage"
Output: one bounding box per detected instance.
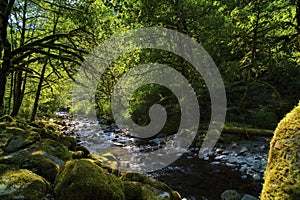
[0,0,299,129]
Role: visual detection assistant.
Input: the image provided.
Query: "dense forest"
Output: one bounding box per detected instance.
[1,0,300,128]
[1,1,300,200]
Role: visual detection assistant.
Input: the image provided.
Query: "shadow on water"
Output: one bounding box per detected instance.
[149,156,262,200]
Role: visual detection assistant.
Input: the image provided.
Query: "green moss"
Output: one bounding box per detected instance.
[74,145,90,157]
[3,131,40,153]
[123,180,181,200]
[107,173,125,200]
[0,122,7,130]
[0,149,59,183]
[60,135,77,150]
[0,115,14,123]
[20,154,59,183]
[71,150,85,159]
[0,166,49,200]
[5,127,25,135]
[121,172,181,200]
[54,159,125,200]
[0,132,11,147]
[89,153,119,175]
[123,181,143,200]
[31,139,72,161]
[261,102,300,200]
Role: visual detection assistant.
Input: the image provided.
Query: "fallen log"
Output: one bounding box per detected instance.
[199,124,274,137]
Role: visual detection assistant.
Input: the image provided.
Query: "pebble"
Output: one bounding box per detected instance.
[221,190,241,200]
[206,138,270,181]
[252,173,261,180]
[239,147,248,154]
[241,194,259,200]
[203,156,210,161]
[210,161,221,165]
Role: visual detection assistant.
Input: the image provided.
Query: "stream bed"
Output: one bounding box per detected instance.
[58,115,270,200]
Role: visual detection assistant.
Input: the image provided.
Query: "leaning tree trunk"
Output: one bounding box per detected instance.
[30,58,48,122]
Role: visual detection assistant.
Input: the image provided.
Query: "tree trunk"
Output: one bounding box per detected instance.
[30,58,48,122]
[11,0,27,117]
[11,71,23,116]
[0,0,15,115]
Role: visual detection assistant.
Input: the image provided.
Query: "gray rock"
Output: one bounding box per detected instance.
[239,147,248,154]
[228,157,237,163]
[221,190,242,200]
[157,192,170,199]
[226,163,236,167]
[241,175,248,179]
[241,194,259,200]
[253,161,261,172]
[215,148,224,154]
[215,155,227,160]
[204,156,210,161]
[4,136,28,152]
[252,173,261,180]
[210,161,221,165]
[222,150,230,155]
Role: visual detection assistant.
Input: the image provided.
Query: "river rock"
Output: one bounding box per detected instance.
[31,139,72,161]
[241,194,258,200]
[89,153,120,175]
[0,164,50,200]
[3,130,40,153]
[121,172,181,200]
[239,147,248,155]
[221,190,242,200]
[54,159,125,200]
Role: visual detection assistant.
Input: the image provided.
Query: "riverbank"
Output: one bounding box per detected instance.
[0,115,181,200]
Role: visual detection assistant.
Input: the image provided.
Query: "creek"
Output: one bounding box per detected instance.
[59,116,265,200]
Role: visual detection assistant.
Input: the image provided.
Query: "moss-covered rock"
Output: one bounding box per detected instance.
[0,149,60,183]
[54,159,125,200]
[60,135,77,150]
[20,154,59,183]
[0,132,10,148]
[89,153,120,175]
[261,102,300,200]
[71,150,85,159]
[0,164,50,200]
[31,139,72,161]
[0,122,7,130]
[5,126,26,135]
[123,181,143,200]
[121,172,181,200]
[0,115,14,123]
[3,130,40,153]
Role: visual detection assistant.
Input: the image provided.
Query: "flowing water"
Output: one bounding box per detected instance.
[65,117,262,200]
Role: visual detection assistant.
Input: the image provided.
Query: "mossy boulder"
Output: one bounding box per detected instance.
[0,115,14,123]
[0,149,60,183]
[31,139,72,161]
[60,135,77,150]
[54,159,125,200]
[89,153,120,175]
[20,154,59,183]
[0,164,50,200]
[2,129,40,153]
[0,132,10,148]
[121,172,181,200]
[0,122,7,131]
[261,102,300,199]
